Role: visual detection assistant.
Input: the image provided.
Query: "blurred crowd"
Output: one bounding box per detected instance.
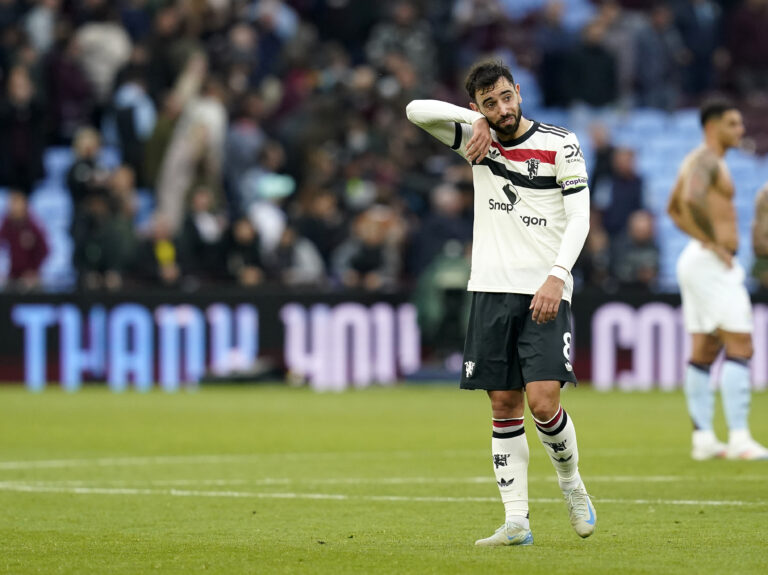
[0,0,765,294]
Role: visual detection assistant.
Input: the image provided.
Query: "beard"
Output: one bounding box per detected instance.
[488,107,522,139]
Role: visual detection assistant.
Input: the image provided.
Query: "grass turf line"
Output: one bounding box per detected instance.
[0,385,767,575]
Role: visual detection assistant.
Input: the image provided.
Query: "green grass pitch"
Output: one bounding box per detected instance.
[1,384,767,575]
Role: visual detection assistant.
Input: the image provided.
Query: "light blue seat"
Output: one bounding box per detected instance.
[43,147,74,182]
[29,185,73,229]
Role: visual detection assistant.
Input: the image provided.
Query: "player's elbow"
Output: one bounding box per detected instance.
[405,100,429,124]
[405,100,419,123]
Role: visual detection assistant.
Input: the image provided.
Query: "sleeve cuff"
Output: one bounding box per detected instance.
[549,266,570,282]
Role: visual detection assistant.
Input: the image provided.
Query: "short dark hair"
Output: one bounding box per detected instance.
[465,61,515,102]
[700,97,738,127]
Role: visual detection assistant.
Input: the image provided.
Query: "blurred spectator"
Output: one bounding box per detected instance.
[66,126,109,210]
[224,94,267,204]
[132,212,181,288]
[573,211,613,291]
[452,0,508,72]
[311,0,379,60]
[265,224,325,287]
[411,183,472,275]
[25,0,60,55]
[71,193,126,290]
[366,1,436,84]
[412,239,471,355]
[248,0,300,82]
[596,0,640,105]
[144,90,183,189]
[155,52,228,233]
[564,20,618,108]
[611,209,660,290]
[725,0,768,99]
[223,217,265,286]
[242,140,296,254]
[46,34,94,143]
[294,189,348,268]
[534,0,575,108]
[113,62,156,186]
[635,3,689,109]
[177,185,227,281]
[145,3,197,101]
[600,147,645,238]
[120,0,153,42]
[332,205,402,291]
[588,123,615,204]
[0,0,21,33]
[0,65,45,191]
[107,164,139,264]
[0,189,49,290]
[674,0,722,98]
[74,1,132,120]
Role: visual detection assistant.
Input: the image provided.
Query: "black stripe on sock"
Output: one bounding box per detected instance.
[492,427,526,439]
[688,361,712,373]
[724,356,750,367]
[536,410,568,436]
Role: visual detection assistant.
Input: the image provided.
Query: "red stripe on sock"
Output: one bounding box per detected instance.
[493,418,524,428]
[537,407,563,429]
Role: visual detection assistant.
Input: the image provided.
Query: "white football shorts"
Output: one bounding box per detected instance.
[677,240,753,334]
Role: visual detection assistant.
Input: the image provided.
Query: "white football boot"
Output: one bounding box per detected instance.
[563,482,596,538]
[727,431,768,460]
[691,430,728,461]
[475,521,533,547]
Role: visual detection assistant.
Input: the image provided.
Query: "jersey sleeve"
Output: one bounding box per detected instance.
[555,132,589,196]
[405,100,484,161]
[451,123,475,159]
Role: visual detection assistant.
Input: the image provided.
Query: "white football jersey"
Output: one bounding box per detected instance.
[451,121,588,301]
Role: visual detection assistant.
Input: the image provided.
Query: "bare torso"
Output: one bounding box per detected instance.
[671,146,738,253]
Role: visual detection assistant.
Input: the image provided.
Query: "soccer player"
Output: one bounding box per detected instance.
[406,61,595,546]
[667,98,768,461]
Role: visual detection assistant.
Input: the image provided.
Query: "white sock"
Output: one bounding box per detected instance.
[534,405,581,492]
[491,417,529,528]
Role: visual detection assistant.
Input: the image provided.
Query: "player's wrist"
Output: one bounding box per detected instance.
[549,266,569,282]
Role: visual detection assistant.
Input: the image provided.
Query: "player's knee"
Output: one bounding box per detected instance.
[724,335,753,360]
[488,392,521,419]
[527,397,559,422]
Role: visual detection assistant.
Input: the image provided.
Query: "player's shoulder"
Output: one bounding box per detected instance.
[684,145,722,173]
[533,122,580,154]
[536,122,573,139]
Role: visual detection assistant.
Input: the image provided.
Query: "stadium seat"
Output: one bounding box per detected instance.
[29,185,73,229]
[43,147,74,182]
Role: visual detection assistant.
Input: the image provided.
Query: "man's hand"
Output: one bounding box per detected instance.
[530,275,565,325]
[466,117,492,164]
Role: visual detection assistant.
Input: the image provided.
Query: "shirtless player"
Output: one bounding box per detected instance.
[667,98,768,460]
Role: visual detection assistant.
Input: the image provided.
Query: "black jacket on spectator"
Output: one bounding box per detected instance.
[0,98,45,191]
[177,215,225,280]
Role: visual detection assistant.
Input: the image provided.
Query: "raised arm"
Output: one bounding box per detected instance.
[405,99,491,163]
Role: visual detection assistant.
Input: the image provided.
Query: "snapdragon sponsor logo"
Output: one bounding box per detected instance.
[487,199,547,226]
